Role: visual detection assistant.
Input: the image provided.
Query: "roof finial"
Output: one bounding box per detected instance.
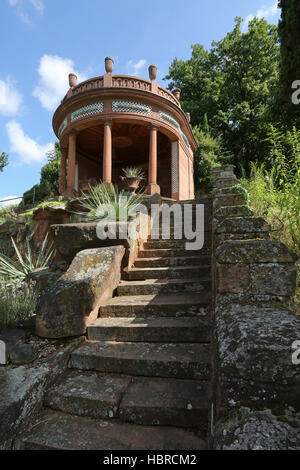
[69,73,77,88]
[148,64,157,81]
[105,57,114,73]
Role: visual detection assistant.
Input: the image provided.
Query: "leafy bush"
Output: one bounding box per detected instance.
[78,183,144,222]
[0,280,37,330]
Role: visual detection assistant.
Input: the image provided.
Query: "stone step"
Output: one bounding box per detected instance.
[143,239,212,254]
[70,341,211,380]
[138,248,207,258]
[15,409,206,450]
[118,278,211,296]
[128,265,211,281]
[119,376,211,430]
[45,370,131,420]
[88,317,211,342]
[101,294,210,318]
[44,370,211,430]
[134,256,211,268]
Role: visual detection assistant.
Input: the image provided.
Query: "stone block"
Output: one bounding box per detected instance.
[251,263,297,296]
[216,240,298,264]
[36,246,125,338]
[217,264,250,293]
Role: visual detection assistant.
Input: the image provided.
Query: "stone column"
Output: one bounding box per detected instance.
[59,147,67,195]
[103,121,112,183]
[147,126,160,195]
[67,131,77,195]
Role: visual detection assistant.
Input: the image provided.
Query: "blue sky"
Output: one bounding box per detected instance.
[0,0,280,205]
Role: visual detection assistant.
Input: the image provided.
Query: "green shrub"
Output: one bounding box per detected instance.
[0,281,37,330]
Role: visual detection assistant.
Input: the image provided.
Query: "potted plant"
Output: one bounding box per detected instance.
[121,167,145,194]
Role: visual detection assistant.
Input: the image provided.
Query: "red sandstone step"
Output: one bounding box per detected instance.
[70,341,211,380]
[101,293,210,318]
[88,317,211,342]
[15,409,206,450]
[134,256,211,268]
[44,369,211,430]
[128,265,211,281]
[117,278,211,296]
[138,248,210,258]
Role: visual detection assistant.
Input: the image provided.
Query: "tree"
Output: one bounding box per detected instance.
[165,17,280,175]
[23,142,61,204]
[278,0,300,125]
[0,152,9,172]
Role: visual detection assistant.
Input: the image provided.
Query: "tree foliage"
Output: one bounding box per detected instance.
[278,0,300,125]
[165,17,280,175]
[23,142,61,205]
[0,152,9,173]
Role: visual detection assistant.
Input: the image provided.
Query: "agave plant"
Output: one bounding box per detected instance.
[78,182,144,222]
[0,234,56,280]
[122,167,145,179]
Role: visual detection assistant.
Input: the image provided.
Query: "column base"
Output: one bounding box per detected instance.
[65,187,76,197]
[146,183,160,195]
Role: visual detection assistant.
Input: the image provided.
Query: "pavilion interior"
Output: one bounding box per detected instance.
[76,123,172,198]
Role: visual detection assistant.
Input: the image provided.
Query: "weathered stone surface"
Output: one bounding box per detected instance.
[51,222,130,263]
[213,177,239,189]
[36,246,125,338]
[117,278,211,296]
[0,338,82,449]
[212,166,235,180]
[0,329,26,362]
[10,344,36,365]
[70,341,211,380]
[88,317,211,342]
[33,204,68,259]
[213,205,253,225]
[217,264,250,294]
[216,240,298,264]
[128,265,210,281]
[215,217,270,235]
[216,304,300,408]
[45,370,131,419]
[251,263,297,297]
[26,268,63,292]
[101,293,210,318]
[214,408,300,450]
[15,409,206,450]
[119,376,211,429]
[213,194,245,211]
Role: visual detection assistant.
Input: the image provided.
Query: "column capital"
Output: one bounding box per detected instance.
[149,124,158,131]
[104,120,113,127]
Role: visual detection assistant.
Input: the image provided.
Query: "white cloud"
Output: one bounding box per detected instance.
[127,59,147,76]
[0,196,22,208]
[6,121,53,165]
[33,54,86,112]
[243,1,279,30]
[29,0,44,14]
[8,0,44,25]
[0,77,23,116]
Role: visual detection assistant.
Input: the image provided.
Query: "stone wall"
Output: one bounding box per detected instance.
[211,166,300,450]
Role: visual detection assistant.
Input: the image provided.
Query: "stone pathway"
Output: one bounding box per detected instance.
[16,199,213,450]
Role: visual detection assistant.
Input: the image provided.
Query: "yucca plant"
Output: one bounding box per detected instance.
[78,183,144,222]
[122,167,145,179]
[0,234,56,280]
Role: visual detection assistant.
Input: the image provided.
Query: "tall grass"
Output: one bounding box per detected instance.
[241,126,300,310]
[0,281,37,330]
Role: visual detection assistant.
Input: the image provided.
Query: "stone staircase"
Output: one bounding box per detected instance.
[16,199,213,450]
